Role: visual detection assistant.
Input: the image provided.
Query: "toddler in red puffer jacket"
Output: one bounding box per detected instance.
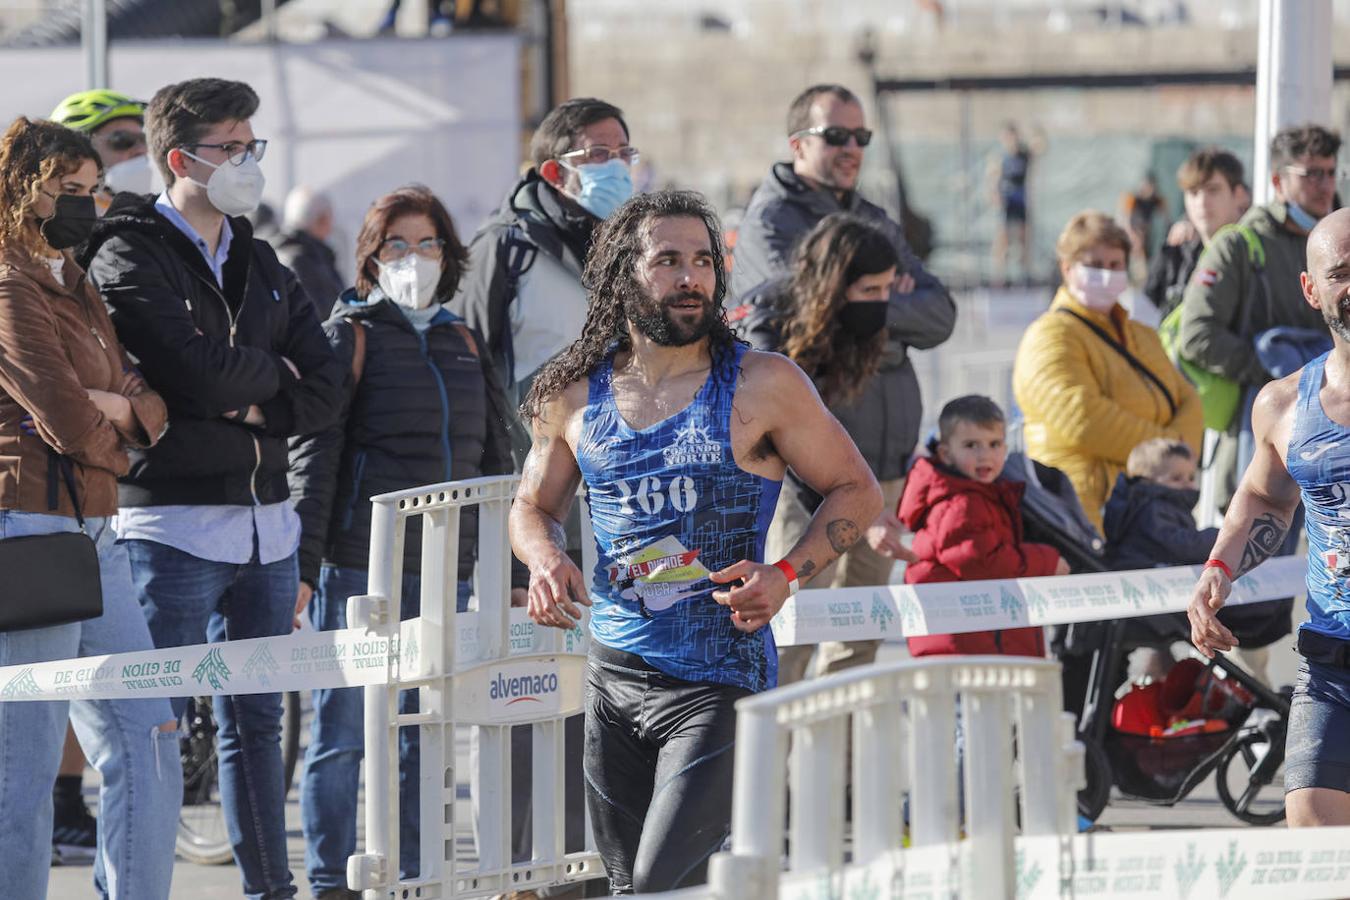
[899,395,1069,658]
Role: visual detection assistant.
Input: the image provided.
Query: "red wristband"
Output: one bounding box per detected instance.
[772,560,800,595]
[1204,559,1234,580]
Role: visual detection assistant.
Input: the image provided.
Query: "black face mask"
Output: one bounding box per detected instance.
[839,300,888,339]
[39,193,98,250]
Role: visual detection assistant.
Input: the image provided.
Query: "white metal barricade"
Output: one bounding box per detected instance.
[705,656,1081,900]
[346,475,603,899]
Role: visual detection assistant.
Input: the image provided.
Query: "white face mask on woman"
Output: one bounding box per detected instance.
[1069,264,1129,311]
[376,254,441,309]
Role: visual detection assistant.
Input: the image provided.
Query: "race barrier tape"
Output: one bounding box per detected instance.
[0,556,1307,703]
[0,607,592,703]
[769,555,1309,647]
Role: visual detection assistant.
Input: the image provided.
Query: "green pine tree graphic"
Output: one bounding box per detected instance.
[870,593,896,633]
[1,667,41,697]
[192,648,232,691]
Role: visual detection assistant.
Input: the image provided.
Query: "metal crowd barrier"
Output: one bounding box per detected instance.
[705,656,1080,899]
[347,474,603,899]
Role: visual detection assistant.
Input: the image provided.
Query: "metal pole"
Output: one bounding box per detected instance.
[262,0,278,42]
[1253,0,1333,206]
[81,0,108,90]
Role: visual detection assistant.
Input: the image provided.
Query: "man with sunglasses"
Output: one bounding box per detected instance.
[82,77,343,900]
[51,89,157,210]
[733,84,955,684]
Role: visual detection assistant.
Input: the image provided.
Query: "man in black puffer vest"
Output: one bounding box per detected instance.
[82,78,342,900]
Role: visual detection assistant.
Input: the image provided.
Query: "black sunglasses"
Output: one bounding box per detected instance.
[99,130,146,153]
[793,125,873,148]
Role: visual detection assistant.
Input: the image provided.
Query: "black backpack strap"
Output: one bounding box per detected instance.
[497,225,537,388]
[1057,307,1178,417]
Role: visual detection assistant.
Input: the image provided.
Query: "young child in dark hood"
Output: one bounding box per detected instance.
[899,395,1067,657]
[1103,438,1218,571]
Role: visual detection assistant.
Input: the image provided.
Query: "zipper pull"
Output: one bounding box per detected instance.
[229,322,237,347]
[90,326,108,350]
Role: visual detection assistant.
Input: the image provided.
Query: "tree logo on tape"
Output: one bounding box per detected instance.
[999,586,1024,622]
[193,648,232,691]
[564,624,584,653]
[897,591,922,632]
[1122,579,1145,610]
[870,592,896,632]
[402,631,420,670]
[1146,576,1169,608]
[1023,583,1049,618]
[1015,848,1043,895]
[1,667,41,698]
[1174,843,1206,898]
[1216,840,1247,897]
[242,643,281,688]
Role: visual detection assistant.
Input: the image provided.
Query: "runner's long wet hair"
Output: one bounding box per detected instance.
[521,190,742,421]
[781,213,897,405]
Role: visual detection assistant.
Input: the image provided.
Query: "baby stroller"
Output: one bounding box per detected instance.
[1002,452,1292,826]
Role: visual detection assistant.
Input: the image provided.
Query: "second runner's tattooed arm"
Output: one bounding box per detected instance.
[1188,376,1301,658]
[712,355,883,632]
[509,387,592,630]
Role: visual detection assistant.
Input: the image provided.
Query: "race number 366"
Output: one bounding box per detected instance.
[614,476,697,515]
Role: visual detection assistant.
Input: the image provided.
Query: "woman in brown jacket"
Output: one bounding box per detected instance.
[0,118,181,900]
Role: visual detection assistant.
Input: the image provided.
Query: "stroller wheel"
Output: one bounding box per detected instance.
[1215,731,1286,826]
[1078,736,1112,823]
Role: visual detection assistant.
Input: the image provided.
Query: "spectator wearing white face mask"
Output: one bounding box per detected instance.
[287,184,525,899]
[1013,211,1202,533]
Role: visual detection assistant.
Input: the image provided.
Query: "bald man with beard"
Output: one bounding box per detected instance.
[1190,207,1350,827]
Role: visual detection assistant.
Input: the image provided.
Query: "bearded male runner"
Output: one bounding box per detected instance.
[509,190,882,893]
[1190,207,1350,828]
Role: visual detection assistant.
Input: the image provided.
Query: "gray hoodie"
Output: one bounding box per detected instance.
[732,162,957,480]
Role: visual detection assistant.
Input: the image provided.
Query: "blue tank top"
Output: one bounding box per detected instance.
[576,343,782,693]
[1287,352,1350,639]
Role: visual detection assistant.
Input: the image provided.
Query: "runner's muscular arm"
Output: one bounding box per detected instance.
[712,355,884,632]
[509,389,592,630]
[1188,374,1302,658]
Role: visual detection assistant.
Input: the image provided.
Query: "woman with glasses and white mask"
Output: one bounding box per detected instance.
[288,184,522,899]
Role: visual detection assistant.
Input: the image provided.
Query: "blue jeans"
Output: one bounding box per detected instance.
[0,512,181,900]
[124,538,299,900]
[301,565,469,893]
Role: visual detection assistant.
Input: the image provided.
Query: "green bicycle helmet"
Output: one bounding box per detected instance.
[50,89,146,133]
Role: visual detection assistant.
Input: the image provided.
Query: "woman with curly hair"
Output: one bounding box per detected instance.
[0,117,180,898]
[736,211,902,684]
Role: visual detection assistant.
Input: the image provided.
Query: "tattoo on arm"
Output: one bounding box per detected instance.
[826,519,861,555]
[797,559,817,579]
[1237,513,1289,577]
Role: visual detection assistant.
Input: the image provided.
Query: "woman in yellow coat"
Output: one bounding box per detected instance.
[1013,211,1203,533]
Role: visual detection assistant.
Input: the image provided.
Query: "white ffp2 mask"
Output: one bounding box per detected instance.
[377,254,442,309]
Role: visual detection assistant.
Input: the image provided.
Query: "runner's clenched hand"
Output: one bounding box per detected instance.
[710,560,790,633]
[527,549,592,630]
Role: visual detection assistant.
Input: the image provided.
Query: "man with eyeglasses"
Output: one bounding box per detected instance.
[81,77,344,900]
[452,97,636,459]
[1176,123,1341,685]
[51,89,157,211]
[733,83,955,685]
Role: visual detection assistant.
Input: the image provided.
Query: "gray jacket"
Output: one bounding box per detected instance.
[732,162,956,480]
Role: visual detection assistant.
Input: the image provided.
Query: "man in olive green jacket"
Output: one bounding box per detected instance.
[1178,124,1338,505]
